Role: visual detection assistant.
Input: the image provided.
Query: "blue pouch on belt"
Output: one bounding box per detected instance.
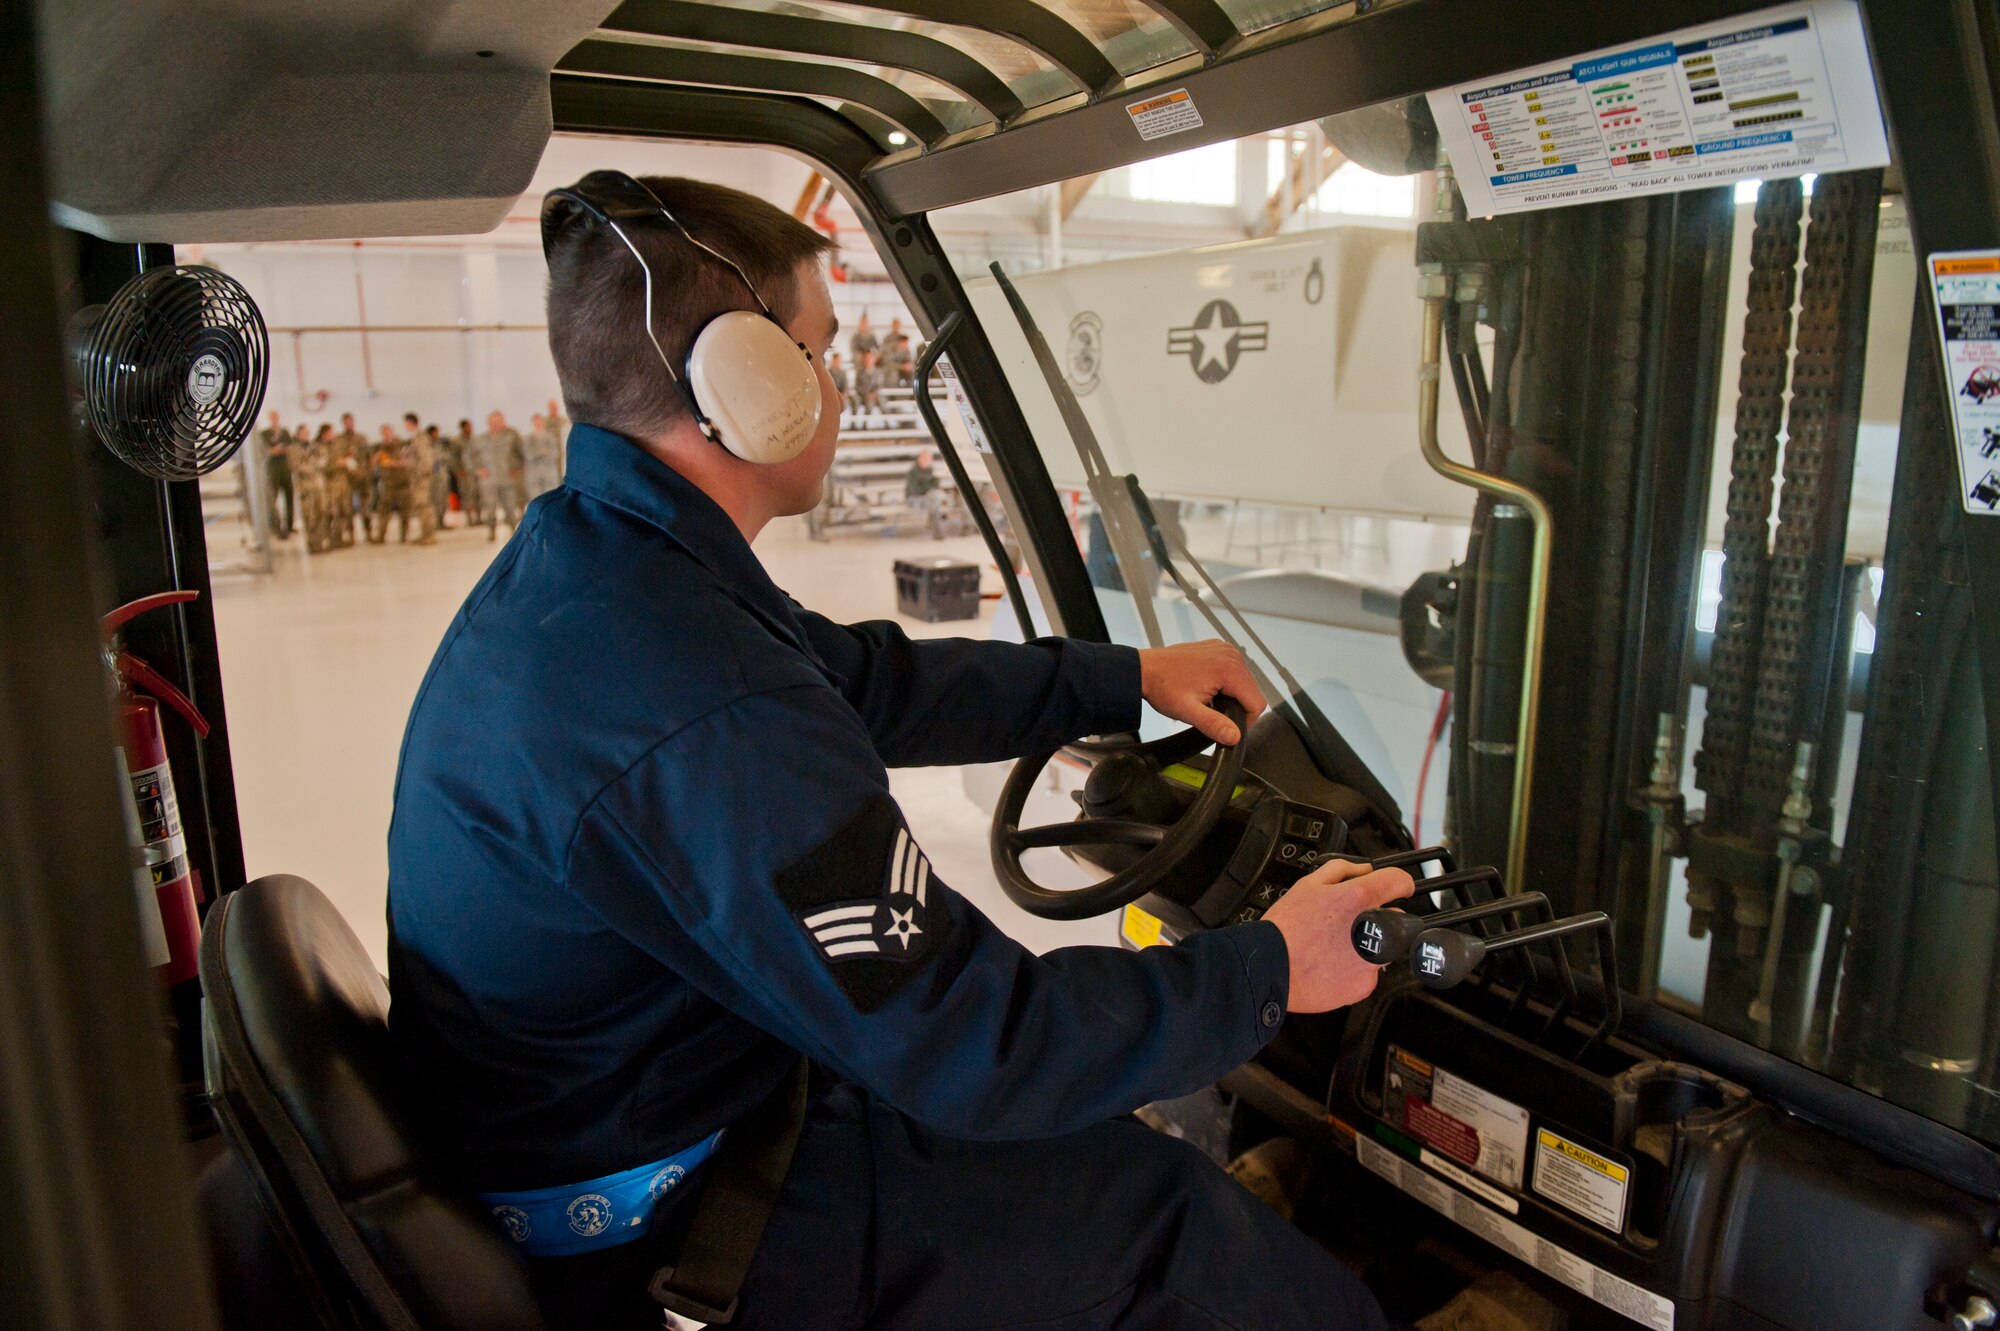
[477,1129,724,1258]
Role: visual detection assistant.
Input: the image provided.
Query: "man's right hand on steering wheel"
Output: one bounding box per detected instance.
[1262,860,1417,1012]
[1138,640,1268,746]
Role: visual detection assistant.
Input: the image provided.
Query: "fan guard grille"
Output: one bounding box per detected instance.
[79,265,269,481]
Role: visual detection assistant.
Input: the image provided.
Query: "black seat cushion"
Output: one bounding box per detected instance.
[200,874,544,1331]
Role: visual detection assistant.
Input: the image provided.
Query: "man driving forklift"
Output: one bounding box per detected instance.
[387,170,1424,1330]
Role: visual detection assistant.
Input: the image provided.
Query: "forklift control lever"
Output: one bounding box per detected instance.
[1415,910,1611,989]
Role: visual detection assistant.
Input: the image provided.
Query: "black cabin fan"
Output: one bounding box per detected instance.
[72,264,269,481]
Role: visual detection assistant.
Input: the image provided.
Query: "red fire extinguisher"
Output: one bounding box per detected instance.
[102,590,210,986]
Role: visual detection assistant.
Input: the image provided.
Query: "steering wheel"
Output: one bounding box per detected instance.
[991,699,1248,920]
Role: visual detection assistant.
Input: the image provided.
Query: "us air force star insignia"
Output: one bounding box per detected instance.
[886,906,922,949]
[1165,299,1269,384]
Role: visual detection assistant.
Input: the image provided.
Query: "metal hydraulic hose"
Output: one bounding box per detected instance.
[1416,220,1551,893]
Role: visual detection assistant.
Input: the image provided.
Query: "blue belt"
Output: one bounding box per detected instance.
[476,1130,724,1258]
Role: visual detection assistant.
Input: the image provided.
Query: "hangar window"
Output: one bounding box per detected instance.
[1123,141,1240,207]
[1265,139,1419,221]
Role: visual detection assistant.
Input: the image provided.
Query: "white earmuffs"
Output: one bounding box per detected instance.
[685,309,823,464]
[542,170,824,465]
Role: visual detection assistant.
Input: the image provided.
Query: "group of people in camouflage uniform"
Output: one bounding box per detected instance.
[825,313,919,418]
[255,401,568,555]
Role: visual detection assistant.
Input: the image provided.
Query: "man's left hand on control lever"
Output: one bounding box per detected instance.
[1139,639,1268,746]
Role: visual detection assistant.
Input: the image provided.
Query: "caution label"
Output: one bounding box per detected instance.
[1359,1135,1672,1330]
[1120,902,1166,949]
[1533,1128,1631,1233]
[1126,88,1204,141]
[1928,251,2000,513]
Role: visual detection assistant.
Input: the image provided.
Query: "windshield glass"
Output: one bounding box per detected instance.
[934,115,2000,1145]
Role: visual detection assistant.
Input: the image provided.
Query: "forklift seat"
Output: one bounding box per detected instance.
[199,874,545,1331]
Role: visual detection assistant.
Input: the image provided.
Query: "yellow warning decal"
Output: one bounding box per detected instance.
[1125,87,1204,142]
[1532,1127,1630,1233]
[1391,1047,1435,1079]
[1936,256,2000,276]
[1538,1129,1627,1182]
[1126,90,1189,116]
[1121,903,1165,949]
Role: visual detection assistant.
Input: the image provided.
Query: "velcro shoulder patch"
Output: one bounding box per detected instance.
[776,793,950,1013]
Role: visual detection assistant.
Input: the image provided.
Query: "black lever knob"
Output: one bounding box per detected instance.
[1414,910,1615,994]
[1352,908,1428,964]
[1413,928,1488,988]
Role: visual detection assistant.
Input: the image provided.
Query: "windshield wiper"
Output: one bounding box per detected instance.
[987,264,1403,824]
[987,264,1164,650]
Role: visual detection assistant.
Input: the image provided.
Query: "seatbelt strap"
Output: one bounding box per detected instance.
[648,1057,809,1325]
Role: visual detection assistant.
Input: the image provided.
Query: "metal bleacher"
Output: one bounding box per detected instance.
[809,384,978,541]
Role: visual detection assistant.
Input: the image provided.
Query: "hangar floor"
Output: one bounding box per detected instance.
[209,511,1113,972]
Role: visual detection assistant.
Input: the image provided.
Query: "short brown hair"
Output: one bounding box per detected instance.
[545,175,835,439]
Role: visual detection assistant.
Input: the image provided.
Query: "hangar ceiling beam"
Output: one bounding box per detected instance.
[1059,172,1100,220]
[1253,140,1344,237]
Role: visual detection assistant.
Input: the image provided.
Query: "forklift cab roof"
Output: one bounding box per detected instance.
[40,0,1767,241]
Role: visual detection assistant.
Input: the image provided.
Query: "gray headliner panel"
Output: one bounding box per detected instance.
[37,0,619,242]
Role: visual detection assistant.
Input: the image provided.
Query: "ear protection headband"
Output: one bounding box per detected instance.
[541,169,822,464]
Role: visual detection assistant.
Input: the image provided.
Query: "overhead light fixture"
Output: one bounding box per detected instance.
[887,130,909,146]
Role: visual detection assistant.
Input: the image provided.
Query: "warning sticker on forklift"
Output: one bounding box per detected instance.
[1533,1127,1631,1233]
[1384,1047,1530,1190]
[1125,88,1203,141]
[1359,1136,1673,1330]
[1928,251,2000,513]
[1425,0,1888,217]
[1120,903,1167,949]
[934,356,991,453]
[1419,1147,1519,1215]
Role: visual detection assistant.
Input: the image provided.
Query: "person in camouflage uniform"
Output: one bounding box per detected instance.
[425,423,450,522]
[294,427,331,553]
[361,425,393,542]
[448,418,478,527]
[332,412,370,538]
[378,418,439,545]
[390,412,441,544]
[256,409,294,539]
[391,412,439,544]
[521,412,564,503]
[472,409,525,541]
[306,424,356,551]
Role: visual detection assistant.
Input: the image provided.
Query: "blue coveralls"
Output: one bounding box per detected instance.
[388,424,1390,1331]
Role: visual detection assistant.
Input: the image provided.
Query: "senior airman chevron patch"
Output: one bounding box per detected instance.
[777,795,950,1012]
